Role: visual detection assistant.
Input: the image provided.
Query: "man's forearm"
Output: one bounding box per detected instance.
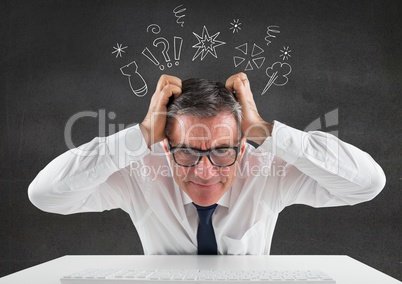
[260,120,386,206]
[28,124,150,214]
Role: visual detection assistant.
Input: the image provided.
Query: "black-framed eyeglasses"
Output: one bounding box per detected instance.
[168,144,240,167]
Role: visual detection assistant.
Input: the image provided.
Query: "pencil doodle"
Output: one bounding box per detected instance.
[265,25,280,45]
[230,19,242,33]
[147,24,161,35]
[233,43,265,71]
[279,46,291,61]
[192,26,226,61]
[262,61,292,95]
[112,43,128,58]
[120,61,148,97]
[173,4,186,27]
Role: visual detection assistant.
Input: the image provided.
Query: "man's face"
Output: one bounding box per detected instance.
[163,114,245,206]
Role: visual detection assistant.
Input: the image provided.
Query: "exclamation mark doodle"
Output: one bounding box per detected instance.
[142,47,160,68]
[174,36,183,66]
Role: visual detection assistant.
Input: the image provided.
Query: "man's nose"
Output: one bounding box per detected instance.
[194,155,218,179]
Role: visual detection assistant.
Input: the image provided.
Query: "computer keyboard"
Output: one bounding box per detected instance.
[60,268,336,283]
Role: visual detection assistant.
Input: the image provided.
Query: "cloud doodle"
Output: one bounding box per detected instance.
[262,62,292,95]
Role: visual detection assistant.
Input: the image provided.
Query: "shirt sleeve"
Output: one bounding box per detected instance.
[28,124,150,214]
[259,120,386,209]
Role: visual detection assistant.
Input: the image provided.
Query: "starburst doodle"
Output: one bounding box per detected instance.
[192,26,226,61]
[112,43,128,58]
[230,19,242,33]
[279,46,291,61]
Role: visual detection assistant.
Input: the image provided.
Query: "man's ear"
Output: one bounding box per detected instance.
[238,137,247,159]
[162,138,170,154]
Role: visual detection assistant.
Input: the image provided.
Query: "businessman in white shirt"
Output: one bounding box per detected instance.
[28,73,386,255]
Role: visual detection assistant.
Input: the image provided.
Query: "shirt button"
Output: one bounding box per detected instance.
[283,138,292,148]
[89,169,97,179]
[277,149,285,156]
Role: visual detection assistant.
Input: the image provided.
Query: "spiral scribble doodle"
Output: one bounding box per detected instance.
[146,24,161,34]
[173,4,186,27]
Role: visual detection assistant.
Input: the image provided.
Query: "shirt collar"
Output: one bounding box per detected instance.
[180,186,231,208]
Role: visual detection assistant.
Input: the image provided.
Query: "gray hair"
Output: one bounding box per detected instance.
[165,78,242,139]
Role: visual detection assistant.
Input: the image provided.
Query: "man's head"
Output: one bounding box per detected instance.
[163,78,246,206]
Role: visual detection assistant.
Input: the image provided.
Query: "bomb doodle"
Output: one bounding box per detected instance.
[120,61,148,97]
[114,5,293,98]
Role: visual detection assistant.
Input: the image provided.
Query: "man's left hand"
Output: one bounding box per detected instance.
[225,72,273,145]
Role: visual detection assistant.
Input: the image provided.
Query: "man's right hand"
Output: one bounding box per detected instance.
[140,75,182,148]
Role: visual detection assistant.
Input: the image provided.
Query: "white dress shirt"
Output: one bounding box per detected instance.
[28,121,386,255]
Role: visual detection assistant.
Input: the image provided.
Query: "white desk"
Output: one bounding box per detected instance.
[0,255,400,284]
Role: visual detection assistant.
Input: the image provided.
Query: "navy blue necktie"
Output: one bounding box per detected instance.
[193,203,218,255]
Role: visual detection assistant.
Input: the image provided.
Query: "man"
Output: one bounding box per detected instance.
[28,73,386,255]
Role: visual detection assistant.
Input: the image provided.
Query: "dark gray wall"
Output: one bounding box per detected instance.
[1,0,401,280]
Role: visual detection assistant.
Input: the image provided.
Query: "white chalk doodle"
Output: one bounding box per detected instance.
[192,26,226,61]
[146,24,161,34]
[142,47,160,68]
[233,56,245,67]
[252,57,265,69]
[142,36,183,70]
[112,43,128,58]
[174,36,183,66]
[173,4,186,27]
[235,43,248,55]
[252,43,264,57]
[279,46,291,60]
[233,43,265,71]
[153,37,172,70]
[262,61,292,95]
[265,25,280,45]
[245,61,254,71]
[230,19,242,33]
[120,61,148,97]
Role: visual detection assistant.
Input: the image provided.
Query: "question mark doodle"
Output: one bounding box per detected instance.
[153,37,172,70]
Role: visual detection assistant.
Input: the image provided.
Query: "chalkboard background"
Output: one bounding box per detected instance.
[1,0,401,280]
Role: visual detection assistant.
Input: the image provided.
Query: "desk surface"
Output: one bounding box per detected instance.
[0,255,400,284]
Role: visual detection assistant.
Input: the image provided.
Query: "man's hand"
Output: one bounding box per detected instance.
[140,75,182,148]
[225,72,273,145]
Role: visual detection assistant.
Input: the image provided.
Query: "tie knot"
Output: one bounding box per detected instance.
[193,203,218,226]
